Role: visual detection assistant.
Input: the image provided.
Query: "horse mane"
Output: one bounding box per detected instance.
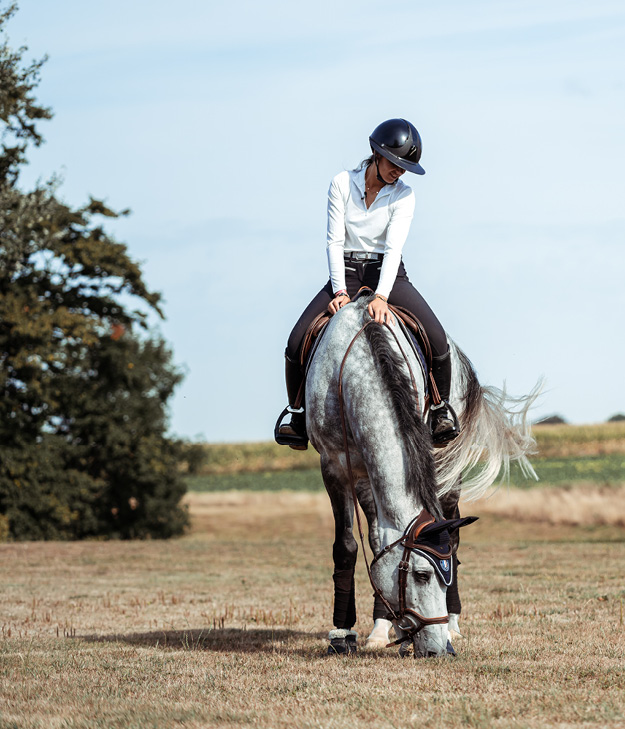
[361,299,442,519]
[434,341,540,500]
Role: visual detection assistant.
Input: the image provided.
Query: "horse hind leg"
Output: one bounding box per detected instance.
[440,487,463,646]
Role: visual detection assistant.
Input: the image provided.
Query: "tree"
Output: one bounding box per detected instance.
[0,4,188,540]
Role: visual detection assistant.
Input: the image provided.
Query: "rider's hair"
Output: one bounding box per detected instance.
[353,155,374,172]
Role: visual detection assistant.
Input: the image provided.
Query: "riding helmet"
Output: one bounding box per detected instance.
[369,118,425,175]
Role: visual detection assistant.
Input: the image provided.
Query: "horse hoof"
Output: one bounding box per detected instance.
[364,636,388,650]
[327,629,357,656]
[446,640,456,656]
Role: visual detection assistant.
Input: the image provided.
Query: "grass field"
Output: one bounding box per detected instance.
[2,488,625,728]
[2,423,625,728]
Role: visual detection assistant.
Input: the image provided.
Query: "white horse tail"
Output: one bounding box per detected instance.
[435,341,541,501]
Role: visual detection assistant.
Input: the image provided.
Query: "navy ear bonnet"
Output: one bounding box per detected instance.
[408,516,478,586]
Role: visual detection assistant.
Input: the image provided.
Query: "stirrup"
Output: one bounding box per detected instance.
[274,406,308,450]
[428,400,460,447]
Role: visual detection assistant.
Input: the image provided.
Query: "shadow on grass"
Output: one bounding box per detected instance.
[80,627,328,655]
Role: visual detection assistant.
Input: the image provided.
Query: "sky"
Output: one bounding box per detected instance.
[7,0,625,442]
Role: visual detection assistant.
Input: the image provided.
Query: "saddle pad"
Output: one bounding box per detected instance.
[404,328,428,392]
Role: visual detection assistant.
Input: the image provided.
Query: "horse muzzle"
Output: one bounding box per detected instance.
[387,608,449,646]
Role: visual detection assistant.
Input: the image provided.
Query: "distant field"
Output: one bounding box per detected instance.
[185,452,625,493]
[185,423,625,493]
[193,422,625,476]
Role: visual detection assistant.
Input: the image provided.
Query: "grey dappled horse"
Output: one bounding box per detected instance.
[307,295,537,657]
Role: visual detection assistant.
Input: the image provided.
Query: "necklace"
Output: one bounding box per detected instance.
[365,168,381,199]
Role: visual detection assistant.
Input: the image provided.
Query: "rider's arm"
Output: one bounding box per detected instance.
[326,173,348,295]
[375,187,415,299]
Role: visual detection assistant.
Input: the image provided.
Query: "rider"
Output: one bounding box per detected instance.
[276,118,459,450]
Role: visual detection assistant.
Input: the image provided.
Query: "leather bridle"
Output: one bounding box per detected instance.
[337,318,449,648]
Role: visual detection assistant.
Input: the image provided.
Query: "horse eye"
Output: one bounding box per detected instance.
[413,571,431,584]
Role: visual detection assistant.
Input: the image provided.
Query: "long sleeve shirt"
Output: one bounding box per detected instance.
[326,165,415,299]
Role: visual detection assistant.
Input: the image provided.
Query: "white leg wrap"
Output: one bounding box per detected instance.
[328,629,357,640]
[448,612,462,642]
[364,618,393,649]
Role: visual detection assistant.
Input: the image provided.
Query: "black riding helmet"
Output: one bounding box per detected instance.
[369,118,425,176]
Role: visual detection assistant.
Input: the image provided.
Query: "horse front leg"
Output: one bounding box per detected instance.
[321,457,359,655]
[355,478,393,650]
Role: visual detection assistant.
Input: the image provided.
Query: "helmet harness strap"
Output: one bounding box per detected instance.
[374,153,395,186]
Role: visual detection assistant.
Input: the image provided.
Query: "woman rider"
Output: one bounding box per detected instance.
[276,118,459,450]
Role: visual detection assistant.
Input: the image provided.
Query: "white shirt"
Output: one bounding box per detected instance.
[326,165,415,299]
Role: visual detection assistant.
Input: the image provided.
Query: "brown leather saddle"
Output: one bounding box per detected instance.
[294,288,443,410]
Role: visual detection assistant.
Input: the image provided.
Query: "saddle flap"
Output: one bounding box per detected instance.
[299,312,331,367]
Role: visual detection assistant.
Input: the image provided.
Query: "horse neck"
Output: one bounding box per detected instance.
[370,475,427,549]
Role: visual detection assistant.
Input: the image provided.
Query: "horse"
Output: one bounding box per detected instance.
[306,293,537,657]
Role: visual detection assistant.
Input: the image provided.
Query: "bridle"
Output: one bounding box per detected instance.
[337,318,450,647]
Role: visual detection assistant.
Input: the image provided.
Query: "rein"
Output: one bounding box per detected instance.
[337,318,449,647]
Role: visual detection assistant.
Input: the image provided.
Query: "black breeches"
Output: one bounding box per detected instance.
[286,260,448,361]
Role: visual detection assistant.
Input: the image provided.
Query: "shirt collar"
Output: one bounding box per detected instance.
[352,165,396,200]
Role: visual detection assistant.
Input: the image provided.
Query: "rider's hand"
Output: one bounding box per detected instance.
[328,293,350,315]
[368,295,395,325]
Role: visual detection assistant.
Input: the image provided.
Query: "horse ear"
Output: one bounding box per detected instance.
[444,516,479,532]
[418,516,478,539]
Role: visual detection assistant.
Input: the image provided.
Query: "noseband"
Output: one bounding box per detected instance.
[337,317,449,647]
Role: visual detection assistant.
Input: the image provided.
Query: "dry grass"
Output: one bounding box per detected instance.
[533,422,625,459]
[468,483,625,526]
[201,441,320,474]
[1,489,625,729]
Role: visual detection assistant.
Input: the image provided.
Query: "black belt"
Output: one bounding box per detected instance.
[344,251,383,263]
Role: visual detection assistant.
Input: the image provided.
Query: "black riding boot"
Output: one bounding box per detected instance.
[275,354,308,450]
[429,350,460,447]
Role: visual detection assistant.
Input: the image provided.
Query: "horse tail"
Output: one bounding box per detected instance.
[435,341,540,501]
[364,320,441,518]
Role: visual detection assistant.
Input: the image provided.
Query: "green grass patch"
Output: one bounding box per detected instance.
[186,453,625,493]
[185,469,324,492]
[511,453,625,488]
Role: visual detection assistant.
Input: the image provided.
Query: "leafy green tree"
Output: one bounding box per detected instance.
[0,3,188,540]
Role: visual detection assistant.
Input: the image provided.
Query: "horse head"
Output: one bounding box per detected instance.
[371,512,477,657]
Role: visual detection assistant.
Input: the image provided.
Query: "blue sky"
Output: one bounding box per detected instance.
[8,0,625,441]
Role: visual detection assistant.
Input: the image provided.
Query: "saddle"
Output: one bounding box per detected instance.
[296,288,443,409]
